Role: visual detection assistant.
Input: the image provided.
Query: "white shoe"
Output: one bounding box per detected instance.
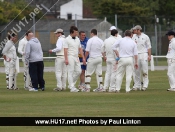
[70,87,79,92]
[116,90,120,93]
[108,89,116,93]
[131,87,140,91]
[93,87,105,92]
[167,88,175,91]
[81,88,90,92]
[29,88,38,91]
[78,84,86,90]
[141,87,147,91]
[53,88,62,91]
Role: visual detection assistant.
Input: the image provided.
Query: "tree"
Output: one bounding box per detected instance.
[0,0,42,25]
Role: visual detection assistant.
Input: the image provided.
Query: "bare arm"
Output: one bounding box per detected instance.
[148,48,151,62]
[64,48,68,65]
[134,55,138,69]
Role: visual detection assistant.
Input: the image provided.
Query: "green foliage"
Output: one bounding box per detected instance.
[0,0,42,25]
[83,0,175,28]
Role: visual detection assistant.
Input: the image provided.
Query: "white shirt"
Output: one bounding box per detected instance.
[86,36,103,58]
[112,37,138,57]
[132,33,151,53]
[52,35,65,56]
[166,38,175,59]
[2,40,17,60]
[64,35,81,57]
[18,37,28,61]
[102,35,121,59]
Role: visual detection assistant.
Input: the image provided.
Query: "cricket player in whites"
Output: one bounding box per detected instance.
[166,31,175,91]
[64,26,86,92]
[112,30,138,93]
[82,29,105,92]
[18,31,32,90]
[2,32,18,90]
[102,29,121,92]
[49,28,67,91]
[132,25,152,91]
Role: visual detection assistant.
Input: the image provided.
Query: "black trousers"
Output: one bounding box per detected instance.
[29,61,45,89]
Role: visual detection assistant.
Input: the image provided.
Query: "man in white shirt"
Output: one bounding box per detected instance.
[49,28,67,91]
[102,29,121,92]
[166,31,175,91]
[82,29,104,92]
[2,32,18,90]
[18,31,32,90]
[109,26,122,38]
[132,25,152,91]
[64,26,86,92]
[112,30,138,93]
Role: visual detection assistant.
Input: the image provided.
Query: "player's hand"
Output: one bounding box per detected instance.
[148,56,151,62]
[103,56,106,62]
[83,59,86,65]
[6,57,11,62]
[135,63,138,69]
[49,50,52,53]
[65,59,69,65]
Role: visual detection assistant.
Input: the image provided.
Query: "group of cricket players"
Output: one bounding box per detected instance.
[2,25,175,92]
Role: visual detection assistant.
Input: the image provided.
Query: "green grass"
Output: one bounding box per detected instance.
[0,70,175,132]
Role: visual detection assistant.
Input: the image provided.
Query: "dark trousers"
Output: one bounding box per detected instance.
[29,61,45,89]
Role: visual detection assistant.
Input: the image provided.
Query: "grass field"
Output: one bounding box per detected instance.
[0,70,175,131]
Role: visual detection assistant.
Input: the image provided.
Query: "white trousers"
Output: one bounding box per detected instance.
[116,57,134,92]
[23,61,32,89]
[133,53,149,89]
[167,59,175,88]
[85,57,103,88]
[104,58,117,90]
[55,57,67,89]
[4,59,17,89]
[67,56,81,89]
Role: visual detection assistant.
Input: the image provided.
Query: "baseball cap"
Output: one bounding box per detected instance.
[54,28,63,33]
[134,25,142,30]
[109,26,117,31]
[166,30,175,36]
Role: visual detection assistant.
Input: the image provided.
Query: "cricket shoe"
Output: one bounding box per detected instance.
[81,88,90,92]
[141,87,147,91]
[108,89,116,93]
[53,88,62,91]
[78,84,86,90]
[93,87,106,92]
[29,88,38,92]
[70,87,79,92]
[167,88,175,91]
[131,87,140,91]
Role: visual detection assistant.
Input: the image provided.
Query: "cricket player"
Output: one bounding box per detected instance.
[166,31,175,91]
[82,29,104,92]
[109,26,122,38]
[78,31,89,90]
[49,28,67,91]
[132,25,152,91]
[64,26,86,92]
[18,31,32,90]
[112,30,138,93]
[102,29,121,92]
[2,32,18,90]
